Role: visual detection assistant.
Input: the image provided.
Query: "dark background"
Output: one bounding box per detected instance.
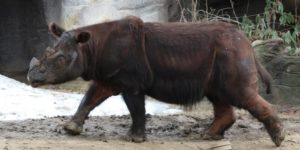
[0,0,50,81]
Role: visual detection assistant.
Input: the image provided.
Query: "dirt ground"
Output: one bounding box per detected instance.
[0,101,299,150]
[1,80,299,150]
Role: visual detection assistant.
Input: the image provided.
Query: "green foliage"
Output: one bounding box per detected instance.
[282,24,300,55]
[179,0,299,55]
[279,12,294,25]
[241,16,255,38]
[240,0,299,55]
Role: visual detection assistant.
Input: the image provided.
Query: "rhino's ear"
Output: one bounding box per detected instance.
[75,31,90,43]
[49,22,65,38]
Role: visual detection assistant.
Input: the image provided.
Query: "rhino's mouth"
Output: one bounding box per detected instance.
[30,81,45,88]
[27,71,47,88]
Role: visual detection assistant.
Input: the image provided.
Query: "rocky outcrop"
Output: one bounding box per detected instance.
[0,0,50,81]
[253,39,300,105]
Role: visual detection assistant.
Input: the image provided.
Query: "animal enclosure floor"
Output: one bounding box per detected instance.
[0,103,299,150]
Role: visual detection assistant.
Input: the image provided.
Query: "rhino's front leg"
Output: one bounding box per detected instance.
[122,92,146,142]
[63,81,113,135]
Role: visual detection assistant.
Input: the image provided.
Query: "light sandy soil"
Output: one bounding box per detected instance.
[0,102,299,150]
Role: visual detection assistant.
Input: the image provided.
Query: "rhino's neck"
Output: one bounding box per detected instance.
[79,40,97,81]
[75,22,120,81]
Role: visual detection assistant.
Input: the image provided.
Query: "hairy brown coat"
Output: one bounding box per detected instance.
[27,16,284,146]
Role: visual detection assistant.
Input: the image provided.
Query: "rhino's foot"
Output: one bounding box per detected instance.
[272,129,285,147]
[63,121,83,135]
[200,131,224,140]
[268,123,285,147]
[123,132,146,143]
[261,115,285,147]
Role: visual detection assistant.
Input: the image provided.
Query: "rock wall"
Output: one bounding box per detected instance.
[0,0,50,81]
[43,0,178,29]
[254,39,300,105]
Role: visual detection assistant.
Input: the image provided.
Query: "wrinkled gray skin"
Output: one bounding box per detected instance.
[27,23,90,87]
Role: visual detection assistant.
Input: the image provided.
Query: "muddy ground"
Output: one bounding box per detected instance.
[0,80,300,150]
[0,102,299,150]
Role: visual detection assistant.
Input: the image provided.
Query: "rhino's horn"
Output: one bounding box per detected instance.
[29,57,40,70]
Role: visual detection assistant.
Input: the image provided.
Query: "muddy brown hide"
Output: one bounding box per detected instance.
[0,0,50,81]
[254,39,300,105]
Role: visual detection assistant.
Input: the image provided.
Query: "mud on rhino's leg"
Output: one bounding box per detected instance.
[64,81,113,135]
[243,94,285,147]
[122,92,146,143]
[203,98,236,140]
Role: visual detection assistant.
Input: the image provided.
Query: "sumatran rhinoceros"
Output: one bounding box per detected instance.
[27,16,284,146]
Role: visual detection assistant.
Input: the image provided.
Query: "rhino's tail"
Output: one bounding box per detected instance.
[255,59,272,94]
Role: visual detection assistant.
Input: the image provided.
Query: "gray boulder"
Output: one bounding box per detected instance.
[253,39,300,105]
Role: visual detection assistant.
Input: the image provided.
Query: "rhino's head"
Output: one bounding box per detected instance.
[27,23,91,87]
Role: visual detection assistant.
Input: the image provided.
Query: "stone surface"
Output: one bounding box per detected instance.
[0,0,50,81]
[44,0,178,29]
[253,39,300,105]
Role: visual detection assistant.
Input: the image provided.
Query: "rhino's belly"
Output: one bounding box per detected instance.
[146,78,205,105]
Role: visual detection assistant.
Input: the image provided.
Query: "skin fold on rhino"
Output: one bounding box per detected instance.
[27,16,284,146]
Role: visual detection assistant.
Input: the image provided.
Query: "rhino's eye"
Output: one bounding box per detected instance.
[56,56,66,66]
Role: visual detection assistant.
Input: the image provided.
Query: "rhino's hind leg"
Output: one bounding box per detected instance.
[122,92,146,143]
[243,94,285,147]
[202,99,236,140]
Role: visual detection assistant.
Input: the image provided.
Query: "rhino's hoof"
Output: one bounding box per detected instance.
[63,121,83,135]
[201,132,224,140]
[123,133,146,143]
[271,126,285,147]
